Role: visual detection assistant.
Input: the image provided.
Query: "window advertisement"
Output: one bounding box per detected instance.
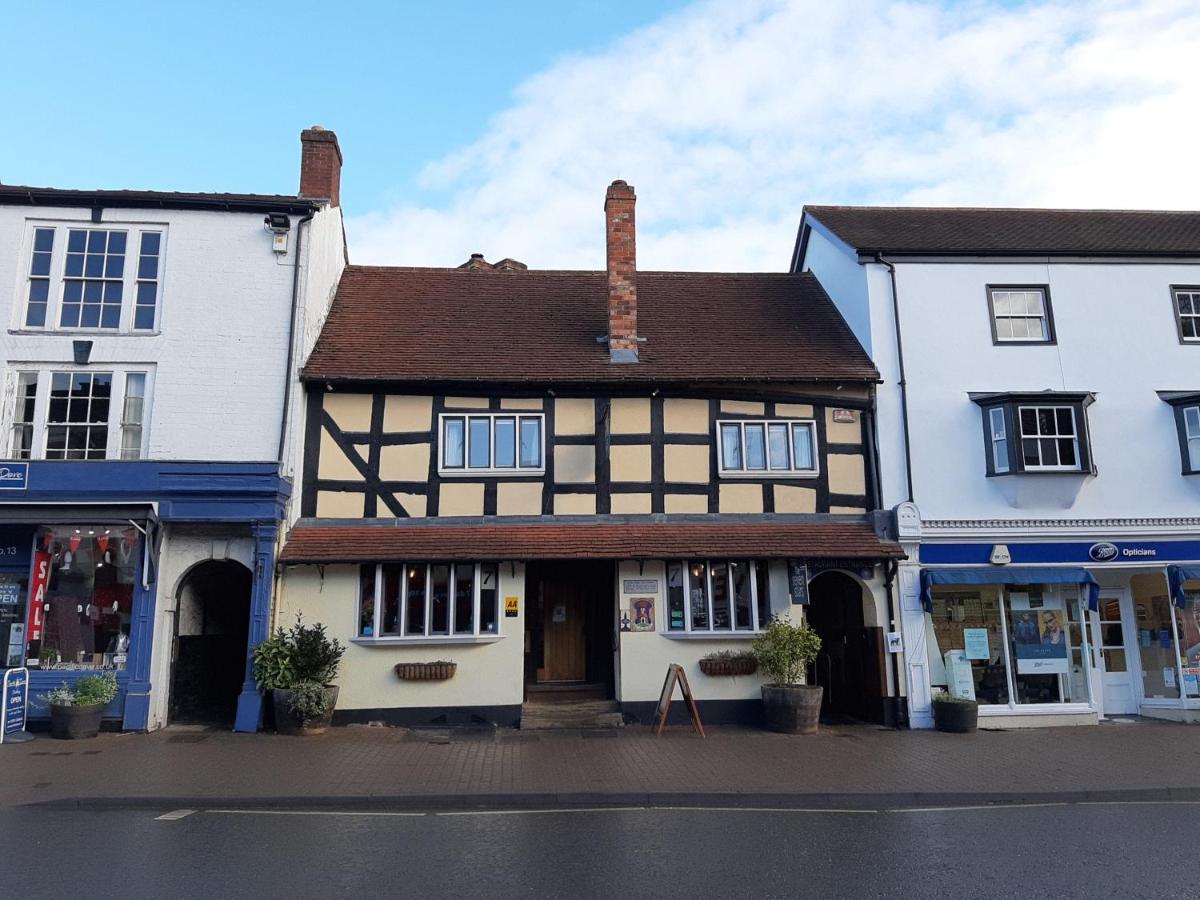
[28,526,138,671]
[1176,583,1200,698]
[930,584,1091,708]
[1132,573,1180,700]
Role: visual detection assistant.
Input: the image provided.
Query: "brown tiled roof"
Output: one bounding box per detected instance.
[278,519,904,563]
[0,184,318,215]
[806,205,1200,257]
[301,267,878,383]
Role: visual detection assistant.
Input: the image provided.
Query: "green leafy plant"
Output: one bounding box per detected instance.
[287,680,333,721]
[752,614,822,686]
[700,650,757,663]
[38,673,118,708]
[932,689,978,705]
[252,615,344,691]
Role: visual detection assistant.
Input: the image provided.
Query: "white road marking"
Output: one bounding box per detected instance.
[155,808,197,820]
[435,807,646,817]
[653,806,877,815]
[890,802,1070,814]
[205,809,427,818]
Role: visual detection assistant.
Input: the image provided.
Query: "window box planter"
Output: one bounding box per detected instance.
[932,697,979,733]
[394,661,458,681]
[699,656,758,677]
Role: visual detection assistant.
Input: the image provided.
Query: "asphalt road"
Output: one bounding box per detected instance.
[1,801,1195,898]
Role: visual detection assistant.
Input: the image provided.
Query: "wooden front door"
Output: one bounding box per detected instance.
[541,575,587,682]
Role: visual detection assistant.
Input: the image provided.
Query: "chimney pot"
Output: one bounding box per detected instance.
[605,179,638,363]
[299,126,343,207]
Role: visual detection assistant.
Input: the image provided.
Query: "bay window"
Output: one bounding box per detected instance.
[971,392,1094,476]
[1159,393,1200,475]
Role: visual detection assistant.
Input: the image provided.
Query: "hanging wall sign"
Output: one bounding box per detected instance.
[623,579,660,595]
[788,561,810,605]
[0,463,28,491]
[631,598,655,632]
[27,552,50,644]
[504,596,519,618]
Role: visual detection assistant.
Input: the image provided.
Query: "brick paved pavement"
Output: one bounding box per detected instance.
[4,720,1199,810]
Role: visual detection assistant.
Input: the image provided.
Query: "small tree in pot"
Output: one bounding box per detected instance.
[752,614,823,734]
[252,616,345,735]
[40,673,119,740]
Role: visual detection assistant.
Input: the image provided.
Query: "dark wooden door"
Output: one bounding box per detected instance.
[805,571,867,721]
[541,575,587,682]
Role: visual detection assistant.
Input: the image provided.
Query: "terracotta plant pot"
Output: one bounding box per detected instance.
[394,662,457,681]
[932,699,979,733]
[50,703,105,740]
[699,657,758,677]
[761,684,823,734]
[271,686,340,736]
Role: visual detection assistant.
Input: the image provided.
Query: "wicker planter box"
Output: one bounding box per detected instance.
[699,656,758,677]
[394,662,458,681]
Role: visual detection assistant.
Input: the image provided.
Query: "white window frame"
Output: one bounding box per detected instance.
[1174,288,1200,343]
[4,366,153,461]
[989,286,1053,343]
[989,407,1009,474]
[1016,405,1081,472]
[1184,405,1200,472]
[356,561,502,643]
[16,220,167,334]
[668,559,767,635]
[437,412,545,476]
[717,419,818,478]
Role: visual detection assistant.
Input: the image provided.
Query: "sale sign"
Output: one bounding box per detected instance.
[27,551,50,643]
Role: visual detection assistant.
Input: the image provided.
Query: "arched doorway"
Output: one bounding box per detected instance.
[170,560,252,726]
[805,571,886,724]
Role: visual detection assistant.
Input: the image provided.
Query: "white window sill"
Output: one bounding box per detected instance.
[661,631,761,640]
[9,328,161,337]
[438,469,545,478]
[977,703,1095,716]
[718,471,818,479]
[352,634,505,647]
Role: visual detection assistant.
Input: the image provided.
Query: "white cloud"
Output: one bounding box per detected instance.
[346,0,1200,271]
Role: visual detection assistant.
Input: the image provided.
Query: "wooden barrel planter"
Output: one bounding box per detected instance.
[699,656,758,677]
[394,662,458,681]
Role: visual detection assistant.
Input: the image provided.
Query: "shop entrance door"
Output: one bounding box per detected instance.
[806,571,883,723]
[525,561,615,693]
[1090,594,1137,716]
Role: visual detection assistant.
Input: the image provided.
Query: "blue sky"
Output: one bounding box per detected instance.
[3,1,1197,271]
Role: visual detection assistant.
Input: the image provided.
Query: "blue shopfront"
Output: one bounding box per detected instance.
[0,461,288,732]
[918,537,1200,723]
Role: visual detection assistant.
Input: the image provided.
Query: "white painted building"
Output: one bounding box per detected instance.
[0,127,346,732]
[795,207,1200,728]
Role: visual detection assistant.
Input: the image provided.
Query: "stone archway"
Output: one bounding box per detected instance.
[169,559,252,726]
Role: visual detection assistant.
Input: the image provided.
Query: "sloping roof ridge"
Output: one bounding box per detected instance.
[0,183,311,202]
[804,203,1200,216]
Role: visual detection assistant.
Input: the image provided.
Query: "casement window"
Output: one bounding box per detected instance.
[357,562,500,640]
[7,368,151,461]
[1172,287,1200,343]
[972,393,1094,476]
[987,286,1055,344]
[717,419,817,477]
[666,559,770,634]
[20,223,165,333]
[438,413,544,475]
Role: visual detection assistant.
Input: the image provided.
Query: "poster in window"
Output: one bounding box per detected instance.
[1011,597,1069,674]
[963,628,990,660]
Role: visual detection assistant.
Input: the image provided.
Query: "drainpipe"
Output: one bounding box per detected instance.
[277,212,315,463]
[875,252,914,503]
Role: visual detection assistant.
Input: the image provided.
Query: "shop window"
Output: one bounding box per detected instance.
[27,526,139,671]
[929,584,1091,707]
[667,559,769,633]
[357,562,500,640]
[971,393,1094,476]
[987,285,1055,343]
[438,413,544,475]
[20,223,166,333]
[717,420,816,477]
[1131,574,1179,700]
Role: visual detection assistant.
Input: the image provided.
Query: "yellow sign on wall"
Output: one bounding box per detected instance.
[504,596,519,617]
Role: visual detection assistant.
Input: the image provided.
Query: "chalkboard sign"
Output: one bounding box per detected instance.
[788,560,810,605]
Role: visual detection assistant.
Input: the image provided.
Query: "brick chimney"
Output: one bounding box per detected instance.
[605,179,638,363]
[299,126,342,207]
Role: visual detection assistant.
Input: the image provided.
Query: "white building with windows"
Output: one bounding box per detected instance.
[0,126,346,732]
[795,207,1200,728]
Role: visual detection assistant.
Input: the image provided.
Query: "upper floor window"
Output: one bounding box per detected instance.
[718,419,817,477]
[1185,406,1200,473]
[972,393,1093,476]
[987,286,1055,344]
[1159,393,1200,476]
[7,368,150,461]
[20,224,164,333]
[357,561,500,640]
[1172,287,1200,343]
[438,413,544,475]
[666,559,770,634]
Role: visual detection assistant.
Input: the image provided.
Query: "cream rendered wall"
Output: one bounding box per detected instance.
[278,563,527,711]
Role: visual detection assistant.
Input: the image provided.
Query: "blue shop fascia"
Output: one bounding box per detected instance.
[0,459,288,732]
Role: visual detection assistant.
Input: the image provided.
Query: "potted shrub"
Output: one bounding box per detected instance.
[698,650,758,677]
[252,616,345,736]
[932,690,979,733]
[40,673,118,740]
[752,614,823,734]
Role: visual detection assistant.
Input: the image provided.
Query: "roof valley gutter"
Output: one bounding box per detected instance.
[278,212,315,463]
[876,253,914,503]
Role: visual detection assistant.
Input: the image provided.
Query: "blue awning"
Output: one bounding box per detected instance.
[920,567,1101,612]
[1167,565,1200,609]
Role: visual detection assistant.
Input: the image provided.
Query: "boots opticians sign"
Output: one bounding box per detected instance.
[924,540,1200,565]
[1088,542,1160,562]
